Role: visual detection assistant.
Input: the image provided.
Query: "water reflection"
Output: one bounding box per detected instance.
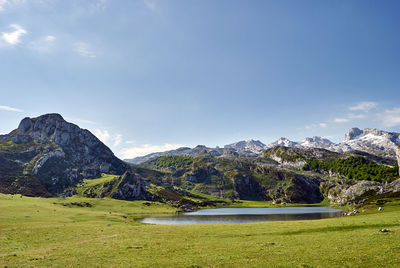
[139,206,344,225]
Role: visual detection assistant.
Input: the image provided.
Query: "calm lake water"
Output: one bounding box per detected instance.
[139,206,344,225]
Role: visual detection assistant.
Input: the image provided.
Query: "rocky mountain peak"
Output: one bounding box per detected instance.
[344,127,363,141]
[1,113,128,196]
[224,139,266,153]
[300,136,334,148]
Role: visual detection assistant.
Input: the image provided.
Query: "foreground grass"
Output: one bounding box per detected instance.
[1,194,399,267]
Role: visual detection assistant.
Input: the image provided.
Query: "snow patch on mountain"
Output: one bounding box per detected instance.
[224,139,266,153]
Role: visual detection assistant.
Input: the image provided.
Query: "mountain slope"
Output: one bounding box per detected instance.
[0,114,127,196]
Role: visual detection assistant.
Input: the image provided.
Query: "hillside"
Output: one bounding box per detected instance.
[0,114,399,207]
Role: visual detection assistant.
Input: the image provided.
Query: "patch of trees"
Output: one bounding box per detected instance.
[303,156,398,182]
[151,156,194,169]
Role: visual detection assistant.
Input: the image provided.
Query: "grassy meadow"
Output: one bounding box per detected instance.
[1,193,399,267]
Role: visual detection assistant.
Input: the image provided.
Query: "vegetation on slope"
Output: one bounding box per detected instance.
[303,156,399,182]
[147,155,195,169]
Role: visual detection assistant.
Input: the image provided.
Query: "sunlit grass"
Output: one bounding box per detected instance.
[1,193,399,267]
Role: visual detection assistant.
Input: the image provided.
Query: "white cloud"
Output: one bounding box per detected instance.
[0,0,30,11]
[0,105,23,112]
[94,129,110,143]
[120,143,184,159]
[305,122,327,129]
[381,107,400,127]
[334,118,349,123]
[348,113,366,119]
[93,129,123,147]
[66,117,96,125]
[113,134,123,147]
[144,0,158,11]
[0,24,27,46]
[349,101,377,112]
[73,42,96,58]
[125,140,135,144]
[0,0,8,11]
[29,35,56,52]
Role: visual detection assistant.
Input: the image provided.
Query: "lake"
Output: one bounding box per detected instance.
[139,206,344,225]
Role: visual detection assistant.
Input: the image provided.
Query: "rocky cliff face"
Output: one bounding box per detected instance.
[397,145,400,175]
[0,113,127,196]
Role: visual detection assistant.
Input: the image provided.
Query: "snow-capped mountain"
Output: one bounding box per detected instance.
[298,136,335,149]
[125,127,400,164]
[265,137,299,149]
[224,139,266,153]
[334,128,400,157]
[265,128,400,159]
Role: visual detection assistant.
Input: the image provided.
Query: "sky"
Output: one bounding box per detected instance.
[0,0,399,159]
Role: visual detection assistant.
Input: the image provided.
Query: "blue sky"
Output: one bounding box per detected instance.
[0,0,399,158]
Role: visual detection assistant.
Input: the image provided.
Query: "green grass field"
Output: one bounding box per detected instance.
[1,194,399,267]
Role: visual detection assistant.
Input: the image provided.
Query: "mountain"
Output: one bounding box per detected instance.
[265,137,299,149]
[265,128,400,159]
[125,145,259,164]
[126,127,400,164]
[0,113,127,196]
[336,128,400,158]
[265,136,336,150]
[224,139,266,153]
[298,136,335,149]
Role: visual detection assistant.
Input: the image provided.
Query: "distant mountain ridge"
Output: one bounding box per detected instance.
[125,127,400,164]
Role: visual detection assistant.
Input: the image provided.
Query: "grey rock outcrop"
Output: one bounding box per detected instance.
[344,127,363,141]
[321,178,400,205]
[397,145,400,175]
[111,171,153,200]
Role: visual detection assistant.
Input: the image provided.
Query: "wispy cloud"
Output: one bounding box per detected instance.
[0,0,7,11]
[113,134,123,146]
[94,129,110,143]
[348,113,366,119]
[0,0,33,12]
[93,129,124,147]
[334,118,350,123]
[66,117,96,125]
[305,122,327,129]
[381,107,400,127]
[349,101,377,112]
[0,24,27,46]
[73,42,96,58]
[29,35,56,52]
[120,143,184,159]
[0,105,23,112]
[331,102,375,124]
